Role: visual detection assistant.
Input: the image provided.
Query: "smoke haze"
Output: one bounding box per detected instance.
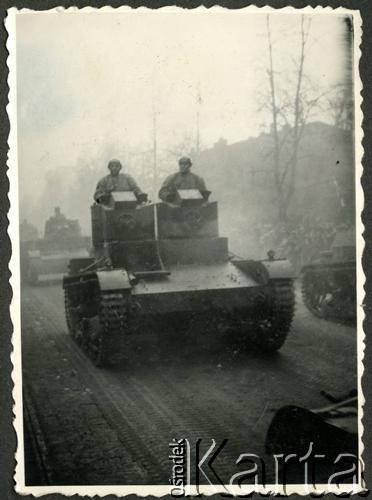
[16,9,352,235]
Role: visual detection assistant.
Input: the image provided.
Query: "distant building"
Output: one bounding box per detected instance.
[196,121,354,227]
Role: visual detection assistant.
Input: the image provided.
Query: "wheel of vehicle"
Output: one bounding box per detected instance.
[236,279,295,353]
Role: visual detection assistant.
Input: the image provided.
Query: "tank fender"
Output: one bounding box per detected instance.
[96,270,132,292]
[262,259,295,280]
[232,258,294,284]
[232,260,271,285]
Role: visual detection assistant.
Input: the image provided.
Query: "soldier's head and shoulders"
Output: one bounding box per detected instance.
[166,157,204,184]
[94,159,146,205]
[99,159,134,184]
[159,156,209,205]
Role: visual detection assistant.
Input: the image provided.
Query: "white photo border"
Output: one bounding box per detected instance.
[6,5,366,496]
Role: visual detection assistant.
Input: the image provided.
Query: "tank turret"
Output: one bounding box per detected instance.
[22,208,89,284]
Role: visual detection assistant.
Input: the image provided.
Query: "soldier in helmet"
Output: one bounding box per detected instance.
[94,159,147,205]
[44,207,73,240]
[158,157,210,204]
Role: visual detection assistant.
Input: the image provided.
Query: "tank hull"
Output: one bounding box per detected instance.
[26,247,90,285]
[63,260,295,366]
[63,198,295,367]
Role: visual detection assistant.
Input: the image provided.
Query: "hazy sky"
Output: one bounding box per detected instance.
[16,8,350,188]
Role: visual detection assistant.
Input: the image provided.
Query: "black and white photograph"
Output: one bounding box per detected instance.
[7,6,364,495]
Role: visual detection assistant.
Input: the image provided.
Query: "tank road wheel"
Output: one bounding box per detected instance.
[64,281,127,367]
[81,316,106,367]
[302,267,356,325]
[251,279,295,352]
[301,270,328,319]
[64,286,84,346]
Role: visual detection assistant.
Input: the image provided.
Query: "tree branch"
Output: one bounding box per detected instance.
[266,15,281,193]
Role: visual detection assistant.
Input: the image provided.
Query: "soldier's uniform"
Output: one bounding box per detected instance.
[94,173,143,203]
[158,171,207,203]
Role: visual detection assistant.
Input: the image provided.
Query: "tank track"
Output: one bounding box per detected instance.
[98,292,128,366]
[301,270,326,320]
[301,267,356,324]
[64,287,73,333]
[64,277,128,367]
[251,279,295,352]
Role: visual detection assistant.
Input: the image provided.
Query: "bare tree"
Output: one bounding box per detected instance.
[326,85,353,130]
[195,81,202,154]
[165,133,196,159]
[265,14,316,231]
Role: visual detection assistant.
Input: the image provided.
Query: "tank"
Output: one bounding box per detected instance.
[23,207,90,285]
[63,190,295,367]
[301,228,356,324]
